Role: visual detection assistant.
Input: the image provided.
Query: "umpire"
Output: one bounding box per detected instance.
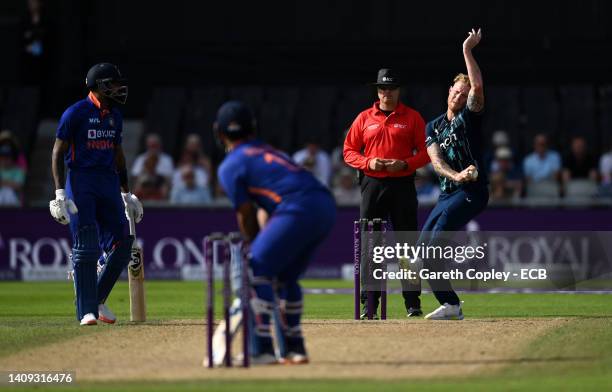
[343,68,429,318]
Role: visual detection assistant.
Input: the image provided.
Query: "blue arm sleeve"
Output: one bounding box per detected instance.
[56,108,75,141]
[217,158,250,209]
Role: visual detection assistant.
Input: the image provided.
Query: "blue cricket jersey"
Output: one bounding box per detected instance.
[217,139,329,214]
[425,106,487,193]
[56,93,123,171]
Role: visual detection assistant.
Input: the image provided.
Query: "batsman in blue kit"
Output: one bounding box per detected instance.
[215,101,336,365]
[409,29,489,320]
[50,63,143,326]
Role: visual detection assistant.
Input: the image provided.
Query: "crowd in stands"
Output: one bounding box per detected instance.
[486,131,611,202]
[0,124,611,207]
[0,130,27,206]
[125,129,612,207]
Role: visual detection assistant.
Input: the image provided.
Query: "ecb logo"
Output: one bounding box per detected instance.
[88,129,96,139]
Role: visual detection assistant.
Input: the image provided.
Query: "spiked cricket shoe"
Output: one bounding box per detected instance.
[425,303,464,320]
[80,313,97,326]
[98,304,116,324]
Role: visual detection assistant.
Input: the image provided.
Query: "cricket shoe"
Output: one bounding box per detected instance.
[281,339,309,365]
[359,312,379,320]
[424,303,464,320]
[406,308,423,318]
[97,304,116,324]
[80,313,97,326]
[282,352,309,365]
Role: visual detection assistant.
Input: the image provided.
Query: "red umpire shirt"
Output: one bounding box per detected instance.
[343,101,429,177]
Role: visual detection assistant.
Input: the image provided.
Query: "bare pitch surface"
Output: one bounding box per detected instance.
[0,318,567,381]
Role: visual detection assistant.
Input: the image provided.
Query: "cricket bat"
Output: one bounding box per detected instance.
[127,211,146,322]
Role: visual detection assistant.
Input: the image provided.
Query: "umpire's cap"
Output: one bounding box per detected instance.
[215,100,255,139]
[86,63,128,104]
[372,68,400,87]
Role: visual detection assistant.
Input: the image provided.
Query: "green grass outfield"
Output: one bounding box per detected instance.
[1,280,611,391]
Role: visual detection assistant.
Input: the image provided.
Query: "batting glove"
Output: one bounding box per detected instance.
[49,189,78,225]
[121,192,144,223]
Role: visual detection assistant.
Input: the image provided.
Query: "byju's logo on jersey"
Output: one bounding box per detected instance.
[88,129,116,139]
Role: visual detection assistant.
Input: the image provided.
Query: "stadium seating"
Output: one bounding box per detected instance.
[294,86,338,150]
[259,87,299,151]
[559,84,596,144]
[526,181,561,199]
[0,87,40,155]
[565,179,598,199]
[482,86,521,142]
[521,87,560,152]
[144,87,187,157]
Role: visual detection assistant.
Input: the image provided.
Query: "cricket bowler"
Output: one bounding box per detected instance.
[49,63,143,325]
[215,101,336,364]
[411,29,489,320]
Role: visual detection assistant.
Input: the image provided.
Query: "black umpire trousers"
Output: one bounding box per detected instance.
[359,174,421,312]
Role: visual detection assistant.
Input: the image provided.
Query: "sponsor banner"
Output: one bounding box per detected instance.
[1,207,612,281]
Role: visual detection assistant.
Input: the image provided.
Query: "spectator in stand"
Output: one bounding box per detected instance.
[331,129,351,173]
[172,133,212,190]
[599,145,612,197]
[0,130,28,171]
[332,167,360,205]
[176,133,212,172]
[489,146,522,201]
[293,142,332,187]
[562,136,598,182]
[133,154,169,201]
[523,134,561,183]
[0,143,26,206]
[131,133,174,179]
[0,187,20,206]
[414,167,440,204]
[483,129,511,172]
[600,145,612,185]
[170,165,212,205]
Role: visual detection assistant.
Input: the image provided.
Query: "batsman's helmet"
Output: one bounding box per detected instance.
[85,63,128,105]
[214,100,255,141]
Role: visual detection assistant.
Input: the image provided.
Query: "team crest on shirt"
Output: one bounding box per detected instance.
[108,116,115,128]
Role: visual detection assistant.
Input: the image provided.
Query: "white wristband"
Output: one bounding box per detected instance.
[55,189,66,199]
